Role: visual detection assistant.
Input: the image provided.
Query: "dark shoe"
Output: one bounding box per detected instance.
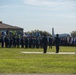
[56,52,58,53]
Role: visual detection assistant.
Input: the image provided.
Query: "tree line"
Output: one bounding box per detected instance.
[71,31,76,38]
[25,30,52,36]
[25,30,76,38]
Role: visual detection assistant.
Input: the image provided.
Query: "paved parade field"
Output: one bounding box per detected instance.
[0,46,76,74]
[21,52,75,54]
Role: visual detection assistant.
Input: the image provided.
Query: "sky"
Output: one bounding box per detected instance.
[0,0,76,34]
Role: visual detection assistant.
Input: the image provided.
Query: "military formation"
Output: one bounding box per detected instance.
[1,33,75,53]
[0,35,52,49]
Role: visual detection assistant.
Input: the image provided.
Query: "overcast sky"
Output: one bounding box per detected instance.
[0,0,76,34]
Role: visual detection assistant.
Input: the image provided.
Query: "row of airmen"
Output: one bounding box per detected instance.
[0,35,53,48]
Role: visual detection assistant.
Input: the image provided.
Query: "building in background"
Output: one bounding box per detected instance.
[0,21,23,37]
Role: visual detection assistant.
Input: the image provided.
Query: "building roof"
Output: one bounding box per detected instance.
[0,21,23,30]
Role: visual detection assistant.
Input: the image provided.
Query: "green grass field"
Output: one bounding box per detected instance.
[0,46,76,74]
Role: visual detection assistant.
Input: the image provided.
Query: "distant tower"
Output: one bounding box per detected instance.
[52,28,54,37]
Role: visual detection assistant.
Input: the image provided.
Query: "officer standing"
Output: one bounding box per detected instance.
[25,37,28,48]
[21,36,24,48]
[1,35,4,48]
[49,37,52,49]
[43,34,47,53]
[16,36,20,48]
[55,34,60,53]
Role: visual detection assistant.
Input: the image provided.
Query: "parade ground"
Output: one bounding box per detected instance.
[0,46,76,74]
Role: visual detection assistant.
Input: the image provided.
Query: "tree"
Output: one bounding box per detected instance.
[71,31,76,38]
[25,30,52,36]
